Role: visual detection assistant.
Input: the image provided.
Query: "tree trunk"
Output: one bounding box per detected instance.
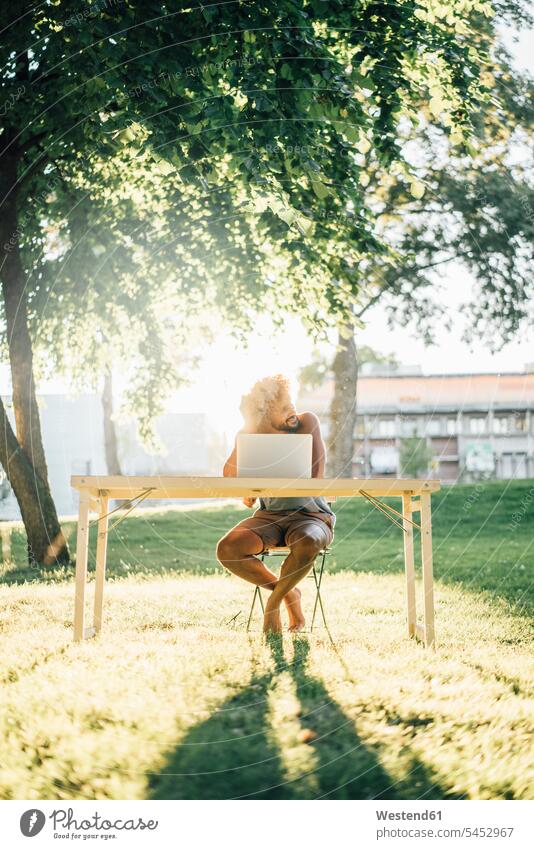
[0,134,69,564]
[327,320,358,478]
[0,397,67,564]
[102,369,122,476]
[0,152,49,485]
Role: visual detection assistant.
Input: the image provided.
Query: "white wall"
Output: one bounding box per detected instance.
[0,395,210,519]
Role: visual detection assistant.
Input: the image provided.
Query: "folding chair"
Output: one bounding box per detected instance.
[245,544,331,632]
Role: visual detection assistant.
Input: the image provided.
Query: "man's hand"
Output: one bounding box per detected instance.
[243,497,257,508]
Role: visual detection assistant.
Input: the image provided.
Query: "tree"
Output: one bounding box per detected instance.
[101,370,122,478]
[298,339,398,476]
[0,1,492,560]
[399,436,434,479]
[327,315,358,478]
[298,351,331,396]
[324,2,533,477]
[353,6,534,344]
[0,139,67,564]
[327,336,400,476]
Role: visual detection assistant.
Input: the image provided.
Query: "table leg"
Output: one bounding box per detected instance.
[74,491,91,642]
[402,493,416,638]
[93,494,109,634]
[420,492,435,649]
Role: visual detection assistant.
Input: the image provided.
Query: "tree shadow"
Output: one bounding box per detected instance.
[149,634,459,800]
[149,661,288,799]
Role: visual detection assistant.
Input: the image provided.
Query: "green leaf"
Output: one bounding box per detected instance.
[311,180,331,200]
[409,180,425,199]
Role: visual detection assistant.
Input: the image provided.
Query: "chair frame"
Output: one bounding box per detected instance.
[245,546,330,632]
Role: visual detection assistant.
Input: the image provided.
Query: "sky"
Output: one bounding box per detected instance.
[2,21,532,438]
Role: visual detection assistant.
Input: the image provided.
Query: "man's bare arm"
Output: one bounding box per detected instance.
[223,434,256,506]
[222,439,238,477]
[301,411,326,478]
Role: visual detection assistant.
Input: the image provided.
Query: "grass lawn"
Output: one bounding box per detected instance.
[0,479,533,800]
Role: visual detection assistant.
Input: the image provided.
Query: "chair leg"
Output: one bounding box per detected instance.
[316,586,329,631]
[258,554,266,613]
[311,549,328,632]
[246,555,266,632]
[246,551,330,633]
[247,587,259,632]
[311,566,320,631]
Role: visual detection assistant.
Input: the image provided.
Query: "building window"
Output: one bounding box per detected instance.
[378,419,396,438]
[501,453,528,479]
[512,414,527,432]
[400,417,420,436]
[426,418,441,436]
[493,416,509,434]
[446,418,457,435]
[493,414,527,434]
[469,416,487,435]
[356,417,368,436]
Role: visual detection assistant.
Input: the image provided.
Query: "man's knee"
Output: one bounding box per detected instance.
[216,534,237,563]
[216,529,262,563]
[289,532,324,561]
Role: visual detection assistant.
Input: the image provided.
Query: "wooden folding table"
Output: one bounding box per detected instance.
[70,476,440,647]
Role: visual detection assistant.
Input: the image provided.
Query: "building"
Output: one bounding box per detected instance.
[0,395,210,519]
[297,366,534,482]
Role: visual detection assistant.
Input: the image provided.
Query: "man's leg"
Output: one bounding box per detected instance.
[263,524,328,634]
[216,528,279,589]
[216,525,304,620]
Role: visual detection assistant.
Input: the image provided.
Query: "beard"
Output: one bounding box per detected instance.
[275,418,301,433]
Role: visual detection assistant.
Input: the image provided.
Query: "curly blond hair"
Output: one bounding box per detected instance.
[240,374,292,429]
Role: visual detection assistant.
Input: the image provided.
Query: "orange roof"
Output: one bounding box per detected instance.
[298,373,534,413]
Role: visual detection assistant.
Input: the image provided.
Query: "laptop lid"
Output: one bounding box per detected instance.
[236,433,313,478]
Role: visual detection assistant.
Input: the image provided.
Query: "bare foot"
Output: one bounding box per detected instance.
[285,587,305,632]
[263,602,282,634]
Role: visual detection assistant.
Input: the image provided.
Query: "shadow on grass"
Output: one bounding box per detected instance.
[149,635,460,800]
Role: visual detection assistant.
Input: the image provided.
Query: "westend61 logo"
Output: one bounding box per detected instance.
[20,808,159,839]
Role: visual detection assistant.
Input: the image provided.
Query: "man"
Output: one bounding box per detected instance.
[216,373,335,634]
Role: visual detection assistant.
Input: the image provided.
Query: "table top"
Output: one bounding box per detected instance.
[71,475,440,498]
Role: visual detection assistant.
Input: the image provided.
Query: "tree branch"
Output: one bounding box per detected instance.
[355,252,466,318]
[19,132,47,154]
[17,150,48,191]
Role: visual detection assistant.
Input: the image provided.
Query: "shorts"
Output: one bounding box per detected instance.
[228,508,334,554]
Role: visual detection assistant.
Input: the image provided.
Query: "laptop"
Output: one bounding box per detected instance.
[236,434,312,478]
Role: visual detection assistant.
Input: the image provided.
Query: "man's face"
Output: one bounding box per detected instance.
[269,393,300,432]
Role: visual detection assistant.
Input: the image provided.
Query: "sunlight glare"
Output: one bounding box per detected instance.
[168,316,320,441]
